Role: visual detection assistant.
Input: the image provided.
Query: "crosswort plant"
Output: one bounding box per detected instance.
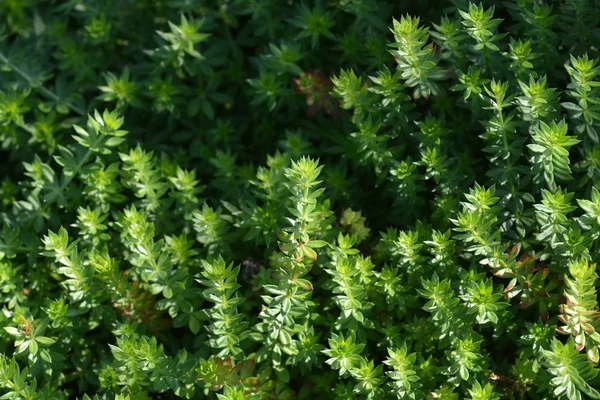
[1,0,600,399]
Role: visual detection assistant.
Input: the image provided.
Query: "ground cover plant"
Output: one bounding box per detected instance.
[1,0,600,398]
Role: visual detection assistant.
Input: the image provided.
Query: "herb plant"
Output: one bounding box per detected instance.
[1,0,600,399]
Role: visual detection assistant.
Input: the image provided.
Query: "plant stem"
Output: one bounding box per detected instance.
[0,52,85,116]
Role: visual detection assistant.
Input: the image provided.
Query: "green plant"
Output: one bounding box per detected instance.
[1,0,600,399]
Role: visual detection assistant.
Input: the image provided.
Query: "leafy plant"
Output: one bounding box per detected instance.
[1,0,600,399]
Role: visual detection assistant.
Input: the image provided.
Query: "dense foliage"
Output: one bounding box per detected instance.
[1,0,600,398]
